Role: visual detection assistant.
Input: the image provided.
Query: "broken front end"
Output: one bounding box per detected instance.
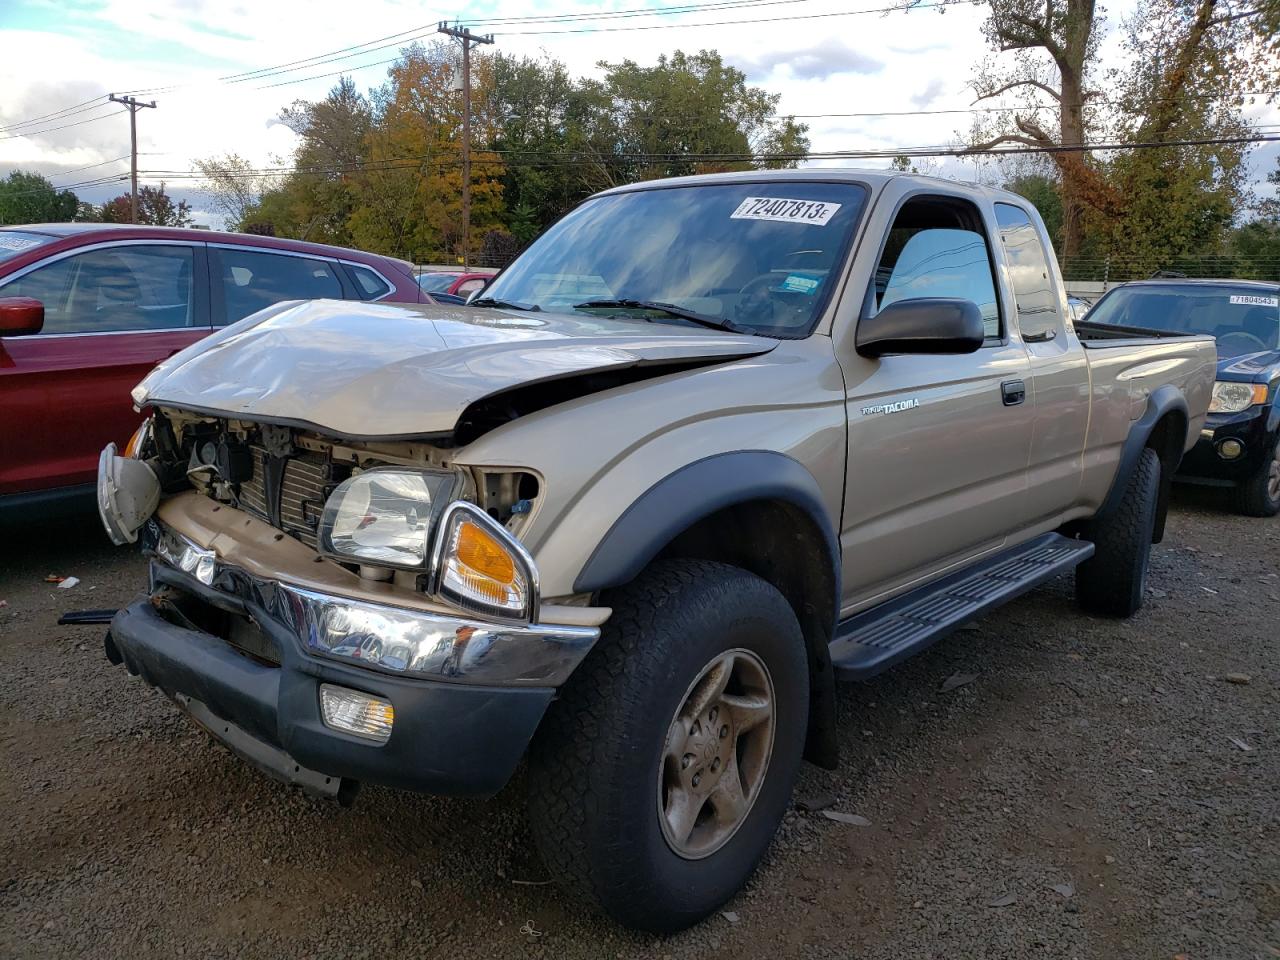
[96,409,603,801]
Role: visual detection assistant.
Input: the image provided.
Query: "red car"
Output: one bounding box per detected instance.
[414,270,493,300]
[0,224,424,517]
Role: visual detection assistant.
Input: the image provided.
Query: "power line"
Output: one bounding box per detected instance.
[0,95,107,132]
[119,0,828,96]
[0,106,124,141]
[49,155,132,182]
[491,0,981,36]
[134,130,1280,187]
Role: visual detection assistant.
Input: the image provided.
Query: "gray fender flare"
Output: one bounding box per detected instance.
[1097,384,1189,538]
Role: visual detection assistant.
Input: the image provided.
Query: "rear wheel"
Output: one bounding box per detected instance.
[527,559,808,932]
[1076,446,1160,617]
[1233,432,1280,518]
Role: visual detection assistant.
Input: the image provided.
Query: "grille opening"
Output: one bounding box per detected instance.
[150,585,282,667]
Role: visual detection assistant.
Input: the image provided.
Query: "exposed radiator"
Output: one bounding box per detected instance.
[236,447,335,548]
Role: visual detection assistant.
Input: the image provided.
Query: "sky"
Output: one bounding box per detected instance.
[1,0,1277,228]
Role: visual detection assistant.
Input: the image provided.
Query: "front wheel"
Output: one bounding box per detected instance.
[1234,432,1280,517]
[527,559,809,932]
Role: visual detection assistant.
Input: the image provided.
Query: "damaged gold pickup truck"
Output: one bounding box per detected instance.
[95,171,1215,931]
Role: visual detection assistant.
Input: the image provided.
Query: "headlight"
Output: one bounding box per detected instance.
[318,468,462,569]
[1209,381,1268,413]
[433,501,537,622]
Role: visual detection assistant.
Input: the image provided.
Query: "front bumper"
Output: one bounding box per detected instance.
[1176,408,1273,486]
[105,522,600,798]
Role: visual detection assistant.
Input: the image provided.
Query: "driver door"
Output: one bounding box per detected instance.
[0,241,210,497]
[837,191,1035,614]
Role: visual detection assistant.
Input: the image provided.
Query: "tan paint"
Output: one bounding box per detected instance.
[156,491,611,627]
[143,170,1216,628]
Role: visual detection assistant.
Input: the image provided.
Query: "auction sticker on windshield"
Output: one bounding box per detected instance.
[1229,294,1279,307]
[731,197,841,225]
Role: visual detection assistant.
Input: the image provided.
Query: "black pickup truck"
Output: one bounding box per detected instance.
[1082,278,1280,515]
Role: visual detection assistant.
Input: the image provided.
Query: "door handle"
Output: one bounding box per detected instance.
[1001,379,1026,406]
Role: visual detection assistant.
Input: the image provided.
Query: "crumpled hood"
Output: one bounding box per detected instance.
[135,299,776,439]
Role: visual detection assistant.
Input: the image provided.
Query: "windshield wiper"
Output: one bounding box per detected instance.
[573,298,741,333]
[469,297,541,312]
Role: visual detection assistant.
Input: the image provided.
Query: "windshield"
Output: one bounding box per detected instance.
[0,230,55,265]
[416,273,457,293]
[480,181,867,337]
[1086,282,1280,359]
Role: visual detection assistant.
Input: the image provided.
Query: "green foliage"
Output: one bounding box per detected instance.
[202,46,808,261]
[99,183,192,226]
[0,170,78,225]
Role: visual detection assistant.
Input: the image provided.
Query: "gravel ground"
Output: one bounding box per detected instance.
[1,489,1276,960]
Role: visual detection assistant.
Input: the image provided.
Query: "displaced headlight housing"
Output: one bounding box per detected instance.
[433,501,536,622]
[318,468,461,569]
[1209,381,1267,414]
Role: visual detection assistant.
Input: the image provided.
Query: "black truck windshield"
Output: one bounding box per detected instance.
[1086,282,1280,358]
[478,182,867,338]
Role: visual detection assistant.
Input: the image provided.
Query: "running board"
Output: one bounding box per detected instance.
[829,533,1094,681]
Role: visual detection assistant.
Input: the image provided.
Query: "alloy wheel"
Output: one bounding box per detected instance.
[657,648,775,860]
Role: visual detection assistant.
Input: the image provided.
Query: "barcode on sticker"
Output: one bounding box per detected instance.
[1229,294,1278,307]
[730,197,841,225]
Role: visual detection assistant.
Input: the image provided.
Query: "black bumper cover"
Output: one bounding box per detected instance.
[107,582,555,798]
[1176,409,1273,485]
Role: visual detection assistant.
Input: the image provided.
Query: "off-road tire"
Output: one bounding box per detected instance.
[1233,431,1280,518]
[1076,446,1160,617]
[526,559,809,933]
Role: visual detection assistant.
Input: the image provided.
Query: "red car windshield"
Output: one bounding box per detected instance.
[0,231,55,264]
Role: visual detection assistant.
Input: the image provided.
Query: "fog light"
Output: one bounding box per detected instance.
[319,684,394,743]
[1218,438,1245,460]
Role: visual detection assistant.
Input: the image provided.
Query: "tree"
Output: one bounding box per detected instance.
[575,51,809,189]
[0,171,78,225]
[194,153,279,230]
[99,183,192,226]
[962,0,1269,261]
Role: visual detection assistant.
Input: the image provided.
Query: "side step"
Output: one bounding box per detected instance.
[829,533,1094,681]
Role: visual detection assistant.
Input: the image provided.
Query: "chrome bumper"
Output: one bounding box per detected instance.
[146,520,599,687]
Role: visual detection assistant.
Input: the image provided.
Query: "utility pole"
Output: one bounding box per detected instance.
[108,94,157,224]
[436,23,493,270]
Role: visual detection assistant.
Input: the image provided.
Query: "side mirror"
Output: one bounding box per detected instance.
[0,297,44,337]
[855,298,985,358]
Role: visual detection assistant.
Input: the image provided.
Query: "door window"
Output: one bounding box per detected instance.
[995,203,1060,341]
[0,244,196,334]
[349,264,391,300]
[871,196,1001,339]
[213,248,343,325]
[455,278,486,297]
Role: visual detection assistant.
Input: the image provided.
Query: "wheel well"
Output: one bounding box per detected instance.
[1145,409,1187,543]
[653,498,839,768]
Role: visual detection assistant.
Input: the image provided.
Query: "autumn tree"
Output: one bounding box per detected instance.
[99,183,192,226]
[346,40,505,261]
[193,153,281,230]
[963,0,1273,261]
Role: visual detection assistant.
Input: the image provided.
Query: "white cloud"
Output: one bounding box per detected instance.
[2,0,1276,216]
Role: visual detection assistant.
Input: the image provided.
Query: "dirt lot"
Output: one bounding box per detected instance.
[1,490,1276,960]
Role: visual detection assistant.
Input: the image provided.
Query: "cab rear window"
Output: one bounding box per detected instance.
[0,231,54,264]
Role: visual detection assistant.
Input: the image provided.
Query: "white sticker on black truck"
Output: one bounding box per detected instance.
[730,197,841,225]
[1229,294,1279,307]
